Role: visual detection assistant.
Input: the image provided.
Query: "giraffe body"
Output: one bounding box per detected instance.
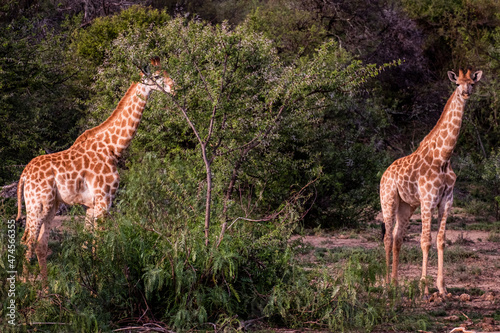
[17,59,174,283]
[380,69,482,295]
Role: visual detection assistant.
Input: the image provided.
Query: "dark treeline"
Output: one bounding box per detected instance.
[1,0,500,224]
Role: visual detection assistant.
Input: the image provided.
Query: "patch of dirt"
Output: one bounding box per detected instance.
[295,208,500,333]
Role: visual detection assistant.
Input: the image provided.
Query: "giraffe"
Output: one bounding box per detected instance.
[16,57,174,283]
[380,69,482,296]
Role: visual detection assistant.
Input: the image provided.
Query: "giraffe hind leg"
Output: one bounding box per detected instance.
[35,221,52,287]
[22,203,43,262]
[381,187,399,286]
[22,201,57,286]
[392,201,417,285]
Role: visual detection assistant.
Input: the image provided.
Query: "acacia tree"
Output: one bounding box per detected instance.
[88,17,390,245]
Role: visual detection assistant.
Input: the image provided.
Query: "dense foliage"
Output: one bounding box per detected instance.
[1,0,500,331]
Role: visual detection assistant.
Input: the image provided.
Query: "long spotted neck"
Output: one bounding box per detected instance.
[73,82,154,157]
[416,89,467,163]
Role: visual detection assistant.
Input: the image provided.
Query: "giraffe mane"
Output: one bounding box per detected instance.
[72,82,139,146]
[415,89,457,151]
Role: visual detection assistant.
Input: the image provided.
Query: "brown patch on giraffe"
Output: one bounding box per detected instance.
[93,163,103,174]
[82,156,90,169]
[74,159,83,169]
[102,164,111,174]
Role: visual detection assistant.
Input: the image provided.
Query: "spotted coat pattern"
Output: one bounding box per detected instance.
[380,69,483,295]
[16,59,174,283]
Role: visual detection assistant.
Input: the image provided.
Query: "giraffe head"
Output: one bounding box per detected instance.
[140,57,175,94]
[447,68,482,99]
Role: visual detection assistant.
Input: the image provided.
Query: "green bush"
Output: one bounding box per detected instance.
[0,155,396,331]
[70,6,171,66]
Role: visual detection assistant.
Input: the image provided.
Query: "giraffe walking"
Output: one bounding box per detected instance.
[16,58,174,283]
[380,69,482,295]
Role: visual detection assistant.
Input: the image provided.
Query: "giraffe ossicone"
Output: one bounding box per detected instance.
[380,69,482,296]
[16,57,174,284]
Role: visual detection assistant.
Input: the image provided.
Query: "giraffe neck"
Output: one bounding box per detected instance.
[416,89,467,162]
[73,82,153,157]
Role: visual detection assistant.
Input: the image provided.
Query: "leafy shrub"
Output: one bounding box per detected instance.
[264,251,388,331]
[1,153,401,331]
[70,6,171,66]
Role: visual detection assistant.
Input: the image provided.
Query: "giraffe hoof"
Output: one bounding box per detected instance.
[428,292,444,305]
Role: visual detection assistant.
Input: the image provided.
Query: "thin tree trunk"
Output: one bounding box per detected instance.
[201,143,212,246]
[217,159,241,247]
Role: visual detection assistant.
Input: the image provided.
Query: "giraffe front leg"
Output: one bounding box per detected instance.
[83,194,111,256]
[85,207,96,231]
[86,174,117,231]
[420,205,433,296]
[436,196,452,296]
[392,201,416,287]
[84,197,109,231]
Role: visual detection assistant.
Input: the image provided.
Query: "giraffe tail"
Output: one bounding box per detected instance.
[16,172,25,222]
[381,222,386,242]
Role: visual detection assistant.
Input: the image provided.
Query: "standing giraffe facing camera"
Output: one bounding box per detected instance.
[16,57,174,284]
[380,69,482,296]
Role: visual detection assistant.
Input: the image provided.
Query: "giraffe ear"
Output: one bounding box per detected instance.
[448,71,458,83]
[472,70,483,83]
